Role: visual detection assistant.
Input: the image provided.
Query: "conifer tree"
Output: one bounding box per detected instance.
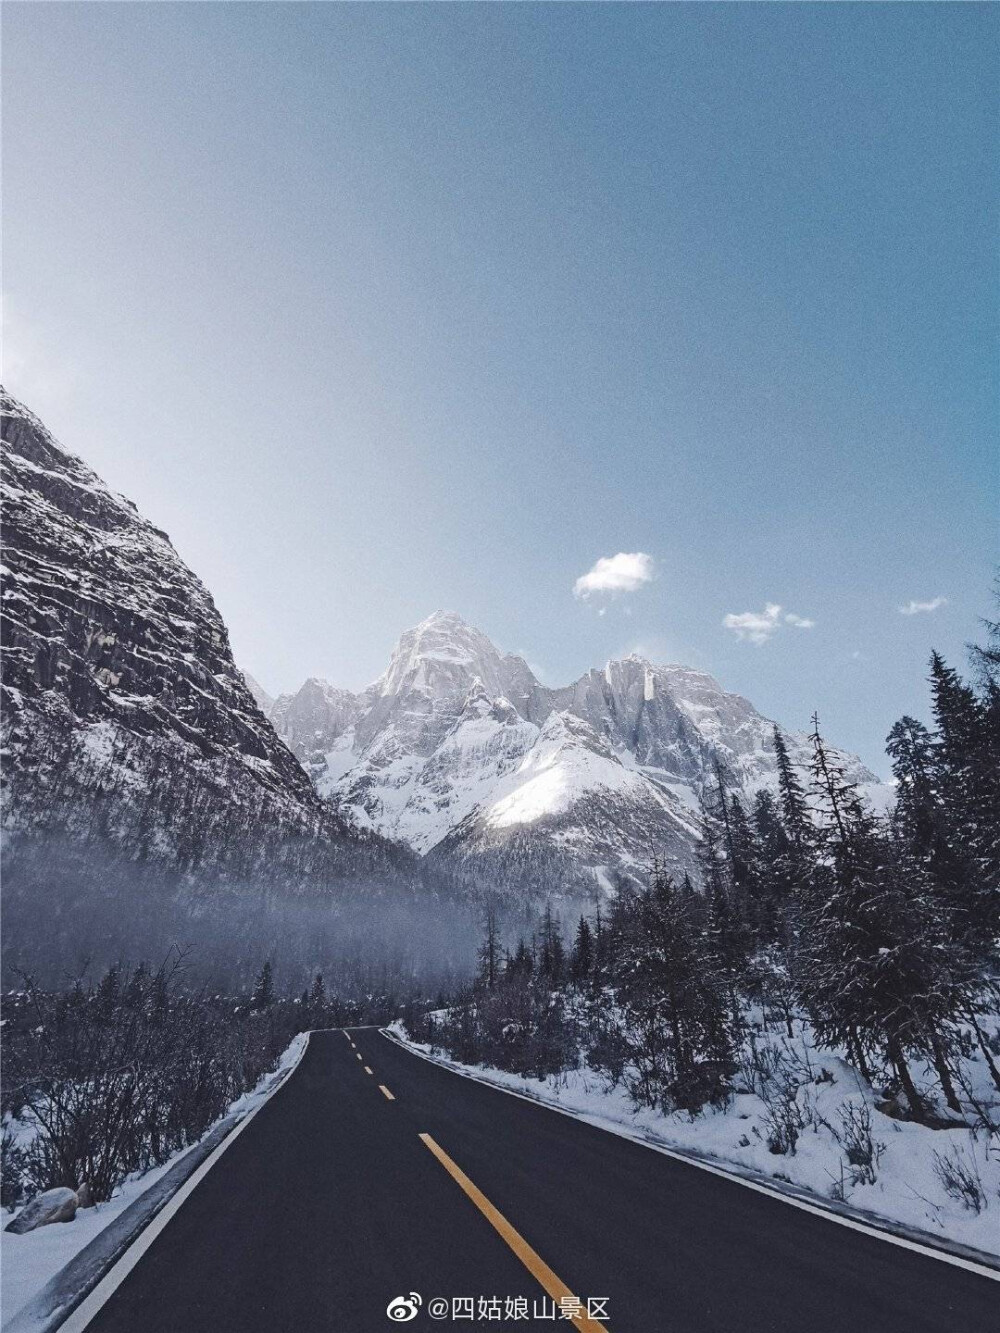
[606,872,733,1112]
[309,972,326,1020]
[750,788,793,942]
[537,902,565,983]
[251,960,275,1011]
[570,915,593,983]
[773,725,810,857]
[796,717,964,1119]
[505,937,534,980]
[477,897,501,989]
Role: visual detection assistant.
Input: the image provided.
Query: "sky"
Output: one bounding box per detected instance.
[4,3,997,776]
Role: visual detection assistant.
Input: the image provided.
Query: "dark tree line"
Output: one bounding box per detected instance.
[409,610,1000,1126]
[1,956,402,1209]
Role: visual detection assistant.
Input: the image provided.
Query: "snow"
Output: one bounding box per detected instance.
[1,1034,308,1328]
[387,1021,1000,1264]
[484,714,646,830]
[267,611,893,887]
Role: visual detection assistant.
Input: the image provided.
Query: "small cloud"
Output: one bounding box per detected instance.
[723,602,815,645]
[574,552,655,600]
[899,596,947,616]
[723,603,783,645]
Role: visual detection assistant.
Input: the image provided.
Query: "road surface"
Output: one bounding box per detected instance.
[73,1028,996,1332]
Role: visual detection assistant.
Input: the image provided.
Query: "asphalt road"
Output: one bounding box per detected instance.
[78,1028,996,1333]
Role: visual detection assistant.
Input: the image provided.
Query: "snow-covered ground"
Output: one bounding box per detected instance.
[387,1019,1000,1263]
[1,1033,308,1328]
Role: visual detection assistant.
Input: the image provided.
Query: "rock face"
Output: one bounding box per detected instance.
[0,388,331,869]
[5,1187,78,1234]
[263,611,890,898]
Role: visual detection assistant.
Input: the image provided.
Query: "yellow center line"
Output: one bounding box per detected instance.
[419,1133,608,1333]
[364,1066,373,1075]
[379,1085,395,1100]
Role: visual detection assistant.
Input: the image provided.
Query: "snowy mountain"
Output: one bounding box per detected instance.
[260,611,890,898]
[0,388,403,901]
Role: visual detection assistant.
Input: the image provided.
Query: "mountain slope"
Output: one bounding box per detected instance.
[0,390,444,985]
[264,612,889,897]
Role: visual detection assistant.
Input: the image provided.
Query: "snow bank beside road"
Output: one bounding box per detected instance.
[1,1032,308,1332]
[386,1024,1000,1266]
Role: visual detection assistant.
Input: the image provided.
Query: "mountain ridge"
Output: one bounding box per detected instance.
[257,610,890,895]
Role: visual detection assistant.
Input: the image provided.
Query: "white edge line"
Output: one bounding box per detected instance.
[380,1028,1000,1284]
[56,1032,313,1332]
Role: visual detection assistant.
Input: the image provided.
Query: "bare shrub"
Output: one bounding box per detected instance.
[831,1099,885,1186]
[743,1037,810,1155]
[933,1142,987,1214]
[3,959,304,1204]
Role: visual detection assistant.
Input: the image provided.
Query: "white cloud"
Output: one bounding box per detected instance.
[899,596,947,616]
[723,603,816,645]
[573,551,655,599]
[723,603,783,644]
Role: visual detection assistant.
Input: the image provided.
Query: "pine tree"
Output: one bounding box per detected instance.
[538,903,564,982]
[773,725,810,855]
[309,972,327,1022]
[570,915,593,982]
[477,897,501,990]
[886,716,938,858]
[705,876,750,1038]
[696,800,727,900]
[504,937,534,980]
[727,792,760,925]
[611,871,733,1112]
[929,653,998,949]
[751,788,793,942]
[251,960,275,1011]
[795,718,961,1120]
[95,965,121,1016]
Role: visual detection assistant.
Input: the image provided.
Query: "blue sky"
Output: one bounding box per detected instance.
[4,3,997,775]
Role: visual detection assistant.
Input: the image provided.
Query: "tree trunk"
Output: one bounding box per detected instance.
[929,1031,963,1114]
[848,1028,872,1084]
[888,1035,926,1122]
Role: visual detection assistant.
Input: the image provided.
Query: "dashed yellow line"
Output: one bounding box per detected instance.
[379,1085,395,1101]
[419,1133,608,1332]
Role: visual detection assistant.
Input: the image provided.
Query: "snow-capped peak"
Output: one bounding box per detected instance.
[375,611,538,706]
[267,613,891,897]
